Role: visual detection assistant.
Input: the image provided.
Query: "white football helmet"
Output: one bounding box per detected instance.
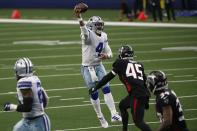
[14,57,33,77]
[86,16,104,34]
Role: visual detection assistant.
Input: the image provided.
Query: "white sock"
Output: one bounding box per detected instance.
[90,98,103,118]
[104,93,117,116]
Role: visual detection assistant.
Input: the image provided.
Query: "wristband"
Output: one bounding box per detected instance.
[10,104,17,111]
[78,17,83,21]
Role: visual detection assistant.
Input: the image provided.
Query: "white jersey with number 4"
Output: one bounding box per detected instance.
[16,75,45,118]
[80,26,112,66]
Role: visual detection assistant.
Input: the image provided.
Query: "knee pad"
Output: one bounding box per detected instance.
[102,86,111,94]
[91,91,98,100]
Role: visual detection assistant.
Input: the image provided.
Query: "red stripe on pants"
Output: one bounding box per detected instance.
[133,97,137,116]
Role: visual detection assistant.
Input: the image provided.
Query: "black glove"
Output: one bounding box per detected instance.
[89,87,97,95]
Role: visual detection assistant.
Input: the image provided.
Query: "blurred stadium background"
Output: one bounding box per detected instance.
[0,0,197,131]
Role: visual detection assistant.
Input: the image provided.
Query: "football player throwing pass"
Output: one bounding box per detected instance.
[74,3,122,128]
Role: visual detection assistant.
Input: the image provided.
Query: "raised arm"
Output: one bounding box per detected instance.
[74,5,90,42]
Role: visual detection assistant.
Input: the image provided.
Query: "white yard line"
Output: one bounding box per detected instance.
[0,29,79,36]
[169,80,197,83]
[162,46,197,51]
[0,52,195,62]
[57,118,197,131]
[0,72,196,81]
[178,95,197,98]
[0,40,196,48]
[174,75,194,78]
[0,80,197,96]
[0,32,195,41]
[0,73,81,80]
[49,96,61,99]
[1,57,197,70]
[60,97,84,101]
[184,109,197,111]
[13,40,81,45]
[0,28,195,37]
[110,34,196,41]
[0,19,197,28]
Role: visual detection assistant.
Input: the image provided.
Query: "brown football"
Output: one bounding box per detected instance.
[74,2,88,13]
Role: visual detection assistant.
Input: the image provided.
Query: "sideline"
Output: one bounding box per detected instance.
[0,19,197,28]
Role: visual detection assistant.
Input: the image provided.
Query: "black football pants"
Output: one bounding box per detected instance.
[119,95,152,131]
[165,3,176,21]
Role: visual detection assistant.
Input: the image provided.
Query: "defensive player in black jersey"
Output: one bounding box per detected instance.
[146,70,188,131]
[89,45,152,131]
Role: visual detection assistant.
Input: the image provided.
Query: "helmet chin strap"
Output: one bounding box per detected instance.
[152,85,157,94]
[153,84,168,94]
[95,30,102,35]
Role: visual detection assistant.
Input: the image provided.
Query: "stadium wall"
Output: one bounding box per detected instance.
[0,0,196,10]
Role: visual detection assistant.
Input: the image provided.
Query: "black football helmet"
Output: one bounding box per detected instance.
[146,70,168,94]
[118,45,134,59]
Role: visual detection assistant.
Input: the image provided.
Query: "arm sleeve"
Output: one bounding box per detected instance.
[41,87,49,108]
[16,97,33,112]
[95,71,116,90]
[80,26,90,43]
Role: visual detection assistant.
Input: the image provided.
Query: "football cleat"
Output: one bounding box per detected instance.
[111,113,122,122]
[98,116,109,128]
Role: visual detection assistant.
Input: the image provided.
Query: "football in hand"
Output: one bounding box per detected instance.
[74,2,88,13]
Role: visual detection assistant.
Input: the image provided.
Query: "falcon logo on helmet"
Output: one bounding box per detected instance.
[146,70,168,94]
[86,16,104,34]
[14,57,33,77]
[118,45,134,59]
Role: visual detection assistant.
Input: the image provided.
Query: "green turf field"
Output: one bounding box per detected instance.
[0,9,197,131]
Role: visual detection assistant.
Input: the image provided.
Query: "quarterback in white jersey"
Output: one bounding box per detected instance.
[3,58,50,131]
[74,7,121,128]
[80,21,112,66]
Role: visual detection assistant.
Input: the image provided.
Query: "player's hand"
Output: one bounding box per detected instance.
[99,53,108,60]
[3,102,17,111]
[3,102,11,111]
[74,3,88,18]
[74,8,81,18]
[89,87,97,94]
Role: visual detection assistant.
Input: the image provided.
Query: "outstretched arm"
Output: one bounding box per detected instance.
[74,6,90,42]
[4,88,33,112]
[89,71,116,94]
[74,6,85,26]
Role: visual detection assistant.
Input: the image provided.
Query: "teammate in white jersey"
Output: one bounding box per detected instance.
[3,58,50,131]
[74,7,122,128]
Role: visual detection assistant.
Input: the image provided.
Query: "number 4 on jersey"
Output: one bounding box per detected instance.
[126,63,143,80]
